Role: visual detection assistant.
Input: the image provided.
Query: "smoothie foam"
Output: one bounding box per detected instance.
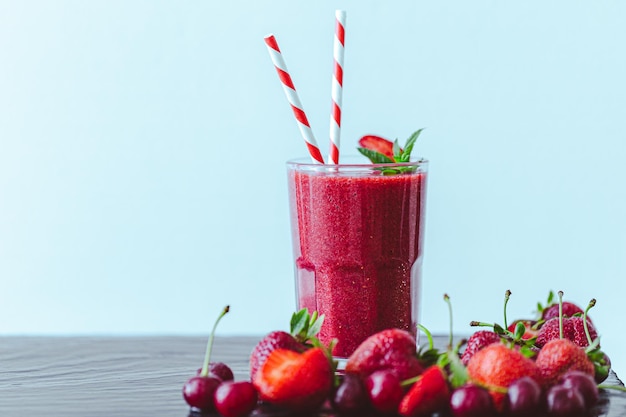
[288,161,427,357]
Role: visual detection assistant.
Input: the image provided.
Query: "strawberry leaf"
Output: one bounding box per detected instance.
[290,308,309,336]
[290,308,323,344]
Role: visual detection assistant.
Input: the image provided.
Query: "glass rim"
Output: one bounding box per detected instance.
[286,156,428,170]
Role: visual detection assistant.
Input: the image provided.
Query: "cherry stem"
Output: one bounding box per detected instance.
[503,290,511,330]
[558,291,564,339]
[200,305,230,377]
[470,321,492,327]
[583,298,596,346]
[444,293,453,349]
[418,324,434,351]
[599,384,626,393]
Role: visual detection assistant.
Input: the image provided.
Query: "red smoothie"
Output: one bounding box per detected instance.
[287,159,428,357]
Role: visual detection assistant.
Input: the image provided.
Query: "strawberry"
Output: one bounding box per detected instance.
[358,135,396,160]
[398,365,450,417]
[357,129,423,165]
[535,316,598,348]
[534,338,595,387]
[253,347,333,411]
[536,290,588,323]
[466,343,541,410]
[249,309,323,381]
[506,319,539,340]
[460,330,501,366]
[345,328,424,381]
[542,301,585,322]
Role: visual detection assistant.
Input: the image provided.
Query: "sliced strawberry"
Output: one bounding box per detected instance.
[358,135,396,160]
[398,365,450,417]
[253,347,333,412]
[507,319,540,340]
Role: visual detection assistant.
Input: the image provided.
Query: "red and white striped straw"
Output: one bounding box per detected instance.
[328,10,346,165]
[264,34,325,164]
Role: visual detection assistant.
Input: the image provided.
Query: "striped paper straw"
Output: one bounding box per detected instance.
[328,10,346,165]
[264,34,325,164]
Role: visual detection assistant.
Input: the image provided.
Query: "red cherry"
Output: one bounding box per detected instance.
[214,381,258,417]
[560,370,599,407]
[505,376,544,416]
[450,384,495,417]
[546,384,586,416]
[183,306,230,410]
[331,373,370,414]
[364,370,404,413]
[182,376,221,411]
[196,362,235,381]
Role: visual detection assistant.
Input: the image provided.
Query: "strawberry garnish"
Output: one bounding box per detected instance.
[358,135,396,161]
[357,129,423,165]
[398,365,450,417]
[253,347,333,411]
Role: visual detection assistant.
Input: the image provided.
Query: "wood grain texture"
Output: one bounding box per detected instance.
[0,336,623,417]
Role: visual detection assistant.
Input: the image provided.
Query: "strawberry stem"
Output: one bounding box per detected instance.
[583,298,596,346]
[199,305,230,377]
[503,290,511,329]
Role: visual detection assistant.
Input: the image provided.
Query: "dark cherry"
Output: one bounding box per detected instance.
[331,373,370,414]
[214,381,258,417]
[449,384,495,417]
[182,376,221,411]
[183,306,230,411]
[196,362,235,381]
[546,384,586,416]
[560,370,599,407]
[505,376,544,416]
[364,370,404,413]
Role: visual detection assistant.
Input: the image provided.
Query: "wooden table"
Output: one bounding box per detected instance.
[0,336,624,417]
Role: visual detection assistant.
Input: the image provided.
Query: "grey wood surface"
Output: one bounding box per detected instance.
[0,336,623,417]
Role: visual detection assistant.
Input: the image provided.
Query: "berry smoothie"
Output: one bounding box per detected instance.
[287,159,428,357]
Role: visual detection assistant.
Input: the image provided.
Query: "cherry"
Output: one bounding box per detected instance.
[449,384,495,417]
[183,376,221,410]
[364,370,404,413]
[214,381,258,417]
[560,370,599,407]
[331,373,370,414]
[182,305,230,411]
[546,384,586,416]
[196,362,234,381]
[505,376,544,416]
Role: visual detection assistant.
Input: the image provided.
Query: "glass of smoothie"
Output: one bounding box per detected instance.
[287,156,428,358]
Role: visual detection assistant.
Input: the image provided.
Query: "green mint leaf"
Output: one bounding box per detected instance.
[392,139,402,159]
[400,128,423,162]
[357,147,394,164]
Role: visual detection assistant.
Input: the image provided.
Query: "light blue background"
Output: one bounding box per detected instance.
[1,1,625,371]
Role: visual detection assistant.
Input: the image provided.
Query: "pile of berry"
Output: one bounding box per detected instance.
[182,291,620,417]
